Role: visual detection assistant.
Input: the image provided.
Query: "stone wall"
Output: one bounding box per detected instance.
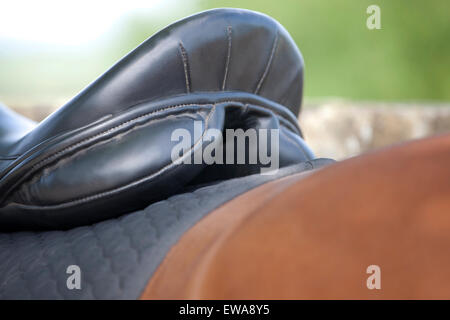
[300,101,450,159]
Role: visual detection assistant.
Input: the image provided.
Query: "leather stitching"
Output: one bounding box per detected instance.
[222,26,232,91]
[4,98,299,197]
[178,42,191,93]
[254,32,279,94]
[6,99,302,208]
[26,100,297,177]
[11,104,216,208]
[30,104,211,175]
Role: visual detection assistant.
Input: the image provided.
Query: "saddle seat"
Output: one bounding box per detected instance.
[0,8,318,231]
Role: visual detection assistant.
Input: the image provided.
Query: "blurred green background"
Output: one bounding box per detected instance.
[1,0,449,108]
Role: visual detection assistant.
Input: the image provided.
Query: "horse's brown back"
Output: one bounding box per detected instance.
[142,134,450,299]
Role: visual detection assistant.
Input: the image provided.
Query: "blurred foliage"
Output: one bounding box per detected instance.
[0,0,449,106]
[198,0,450,101]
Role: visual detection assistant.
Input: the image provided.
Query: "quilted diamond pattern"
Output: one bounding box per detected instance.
[0,160,333,299]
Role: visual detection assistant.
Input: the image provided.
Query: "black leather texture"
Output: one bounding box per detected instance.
[0,8,313,231]
[0,160,334,300]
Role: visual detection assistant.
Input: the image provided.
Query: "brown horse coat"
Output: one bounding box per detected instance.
[142,134,450,299]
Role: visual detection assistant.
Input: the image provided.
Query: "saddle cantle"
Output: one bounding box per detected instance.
[0,8,315,231]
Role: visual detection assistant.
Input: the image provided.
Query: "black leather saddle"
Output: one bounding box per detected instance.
[0,8,319,231]
[0,8,335,299]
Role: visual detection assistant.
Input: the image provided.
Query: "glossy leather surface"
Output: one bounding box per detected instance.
[0,8,313,231]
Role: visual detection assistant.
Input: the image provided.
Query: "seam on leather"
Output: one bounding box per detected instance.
[1,94,301,172]
[222,26,233,91]
[178,42,191,93]
[10,104,217,209]
[30,100,293,171]
[5,98,301,206]
[2,98,299,203]
[29,103,210,176]
[23,112,208,192]
[5,104,211,204]
[13,105,213,205]
[254,31,279,94]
